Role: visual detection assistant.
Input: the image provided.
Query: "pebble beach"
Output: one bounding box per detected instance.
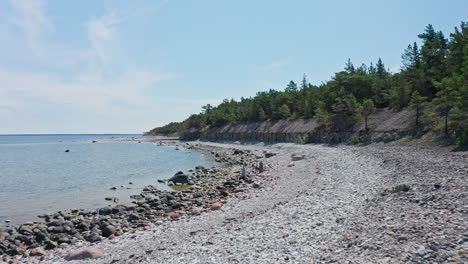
[2,140,467,263]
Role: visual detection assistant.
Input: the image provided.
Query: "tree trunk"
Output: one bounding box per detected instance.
[416,106,419,127]
[365,115,368,132]
[444,112,449,137]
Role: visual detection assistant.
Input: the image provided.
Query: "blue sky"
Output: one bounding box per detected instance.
[0,0,466,134]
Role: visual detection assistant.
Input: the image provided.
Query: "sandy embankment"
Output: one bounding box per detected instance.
[22,140,468,264]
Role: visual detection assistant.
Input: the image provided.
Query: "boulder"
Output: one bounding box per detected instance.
[64,248,103,261]
[291,153,305,161]
[127,213,140,221]
[30,248,47,257]
[98,207,112,216]
[101,225,115,237]
[44,240,58,250]
[195,165,206,170]
[168,172,190,185]
[85,232,100,243]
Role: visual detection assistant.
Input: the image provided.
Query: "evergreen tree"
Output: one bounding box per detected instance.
[258,106,267,121]
[360,99,376,132]
[285,81,298,92]
[408,91,427,127]
[345,58,355,73]
[376,58,386,78]
[402,42,421,70]
[433,78,462,136]
[277,104,291,120]
[418,24,449,96]
[300,74,308,90]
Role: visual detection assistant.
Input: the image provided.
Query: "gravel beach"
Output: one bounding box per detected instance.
[7,141,468,264]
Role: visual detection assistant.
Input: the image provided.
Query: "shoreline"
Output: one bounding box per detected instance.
[1,138,263,262]
[2,140,467,263]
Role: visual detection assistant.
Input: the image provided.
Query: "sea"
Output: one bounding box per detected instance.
[0,134,218,224]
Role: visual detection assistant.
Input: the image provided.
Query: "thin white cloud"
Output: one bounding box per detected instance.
[8,0,53,57]
[0,67,171,112]
[87,11,125,66]
[0,1,185,133]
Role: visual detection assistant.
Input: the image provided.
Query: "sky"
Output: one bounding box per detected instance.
[0,0,466,134]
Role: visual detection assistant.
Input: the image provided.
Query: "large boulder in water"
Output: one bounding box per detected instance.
[168,171,190,185]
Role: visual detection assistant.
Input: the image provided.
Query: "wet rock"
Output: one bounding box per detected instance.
[64,248,103,261]
[98,207,112,216]
[168,172,190,185]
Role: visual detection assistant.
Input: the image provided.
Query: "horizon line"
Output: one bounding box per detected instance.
[0,133,143,136]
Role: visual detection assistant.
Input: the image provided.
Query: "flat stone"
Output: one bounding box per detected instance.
[210,202,223,210]
[64,248,103,261]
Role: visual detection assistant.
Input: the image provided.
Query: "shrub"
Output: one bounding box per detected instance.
[349,133,361,144]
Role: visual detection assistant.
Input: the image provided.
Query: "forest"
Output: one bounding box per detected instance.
[146,23,467,145]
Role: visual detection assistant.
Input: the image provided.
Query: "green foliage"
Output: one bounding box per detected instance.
[297,133,310,145]
[454,125,468,146]
[360,99,376,131]
[408,91,428,127]
[276,104,292,120]
[349,133,361,144]
[147,22,467,145]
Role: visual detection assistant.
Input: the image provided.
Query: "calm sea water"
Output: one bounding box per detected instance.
[0,135,218,224]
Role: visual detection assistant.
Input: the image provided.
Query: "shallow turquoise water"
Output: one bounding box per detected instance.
[0,135,218,224]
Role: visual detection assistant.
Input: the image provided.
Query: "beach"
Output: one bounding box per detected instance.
[6,139,466,263]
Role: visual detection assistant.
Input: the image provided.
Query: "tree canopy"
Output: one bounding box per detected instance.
[146,22,467,144]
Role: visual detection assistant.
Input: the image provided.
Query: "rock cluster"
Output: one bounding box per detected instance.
[0,144,263,260]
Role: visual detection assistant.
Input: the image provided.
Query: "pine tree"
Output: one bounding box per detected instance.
[376,58,386,78]
[258,106,267,121]
[345,58,355,73]
[285,81,298,92]
[277,104,291,119]
[433,78,462,136]
[408,91,427,127]
[360,99,376,132]
[402,42,421,70]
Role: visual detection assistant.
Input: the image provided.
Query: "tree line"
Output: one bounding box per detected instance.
[146,23,467,145]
